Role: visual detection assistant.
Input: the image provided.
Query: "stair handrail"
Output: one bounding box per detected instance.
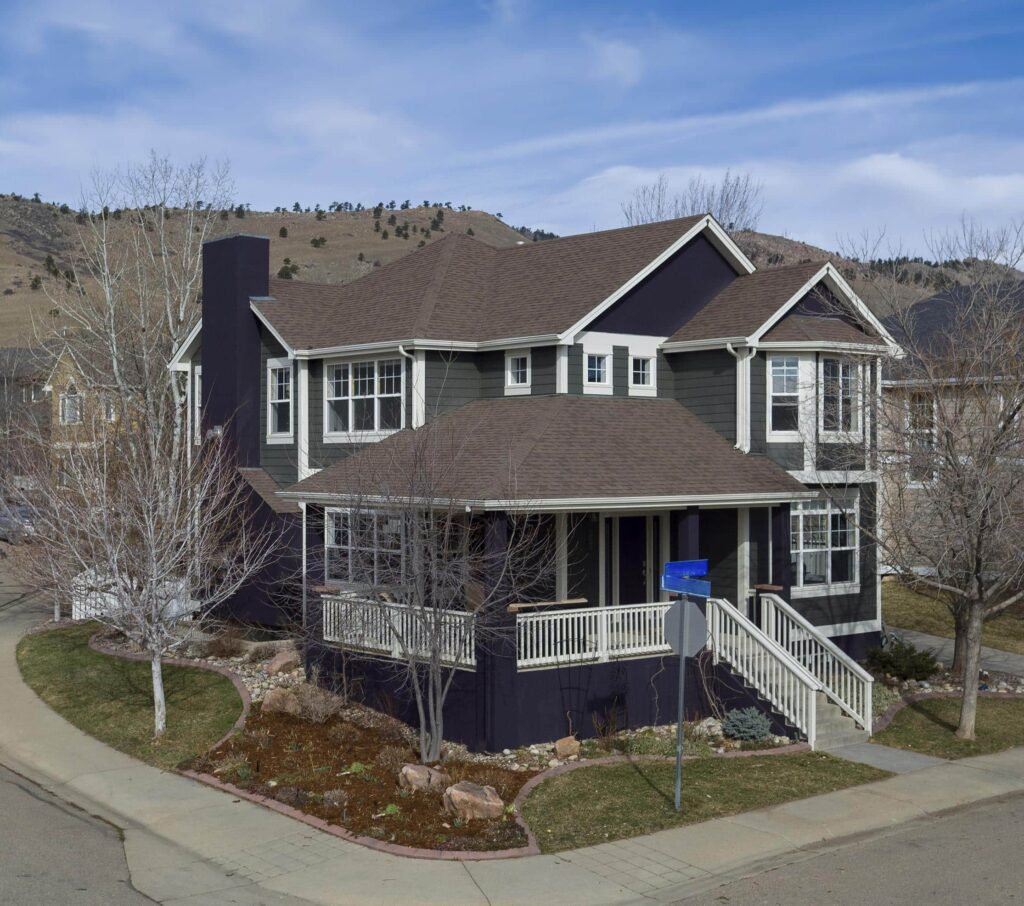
[758,593,874,733]
[706,597,820,749]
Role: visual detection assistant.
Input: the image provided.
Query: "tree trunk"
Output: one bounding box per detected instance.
[951,607,970,679]
[151,653,167,738]
[955,605,984,740]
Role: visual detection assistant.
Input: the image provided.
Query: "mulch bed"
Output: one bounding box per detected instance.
[187,706,538,853]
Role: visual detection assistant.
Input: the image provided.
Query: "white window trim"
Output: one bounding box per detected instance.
[504,349,531,396]
[905,390,938,489]
[583,352,612,395]
[628,355,657,397]
[787,494,861,599]
[193,366,202,445]
[59,387,82,426]
[266,356,294,444]
[766,354,806,442]
[817,356,864,442]
[322,355,405,443]
[324,507,405,587]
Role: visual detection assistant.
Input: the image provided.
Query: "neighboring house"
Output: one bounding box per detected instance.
[174,216,898,750]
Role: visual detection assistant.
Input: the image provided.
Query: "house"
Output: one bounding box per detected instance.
[173,215,898,751]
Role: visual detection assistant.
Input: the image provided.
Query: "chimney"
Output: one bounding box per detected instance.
[201,234,270,467]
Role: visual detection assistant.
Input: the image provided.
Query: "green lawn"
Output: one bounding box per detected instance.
[521,753,890,853]
[873,697,1024,760]
[883,582,1024,656]
[17,623,242,771]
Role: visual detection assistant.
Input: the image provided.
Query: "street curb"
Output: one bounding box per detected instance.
[873,690,1024,735]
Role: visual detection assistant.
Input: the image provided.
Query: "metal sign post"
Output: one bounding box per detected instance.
[661,560,710,814]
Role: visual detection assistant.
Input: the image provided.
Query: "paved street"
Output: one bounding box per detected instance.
[0,764,153,905]
[677,792,1024,905]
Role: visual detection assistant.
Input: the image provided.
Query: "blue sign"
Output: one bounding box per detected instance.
[661,559,711,598]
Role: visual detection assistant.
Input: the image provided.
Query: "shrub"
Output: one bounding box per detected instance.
[866,639,938,681]
[204,631,246,658]
[29,275,42,291]
[291,682,345,723]
[246,642,279,663]
[376,744,415,775]
[722,707,772,741]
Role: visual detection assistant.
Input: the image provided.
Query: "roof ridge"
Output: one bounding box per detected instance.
[495,214,705,254]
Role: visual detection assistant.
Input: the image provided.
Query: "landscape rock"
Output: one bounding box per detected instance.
[443,782,504,821]
[553,735,581,759]
[692,717,724,739]
[261,686,302,717]
[398,763,451,792]
[267,649,302,675]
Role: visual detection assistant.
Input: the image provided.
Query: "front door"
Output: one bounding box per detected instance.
[617,516,648,604]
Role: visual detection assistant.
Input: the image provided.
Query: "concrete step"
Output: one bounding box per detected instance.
[815,693,870,748]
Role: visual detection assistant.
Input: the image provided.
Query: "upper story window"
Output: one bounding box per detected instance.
[788,495,859,596]
[505,350,531,395]
[769,356,800,435]
[325,508,404,586]
[324,357,403,438]
[103,397,117,423]
[267,358,293,441]
[907,391,935,484]
[59,385,82,426]
[586,353,608,386]
[821,357,861,436]
[630,356,652,387]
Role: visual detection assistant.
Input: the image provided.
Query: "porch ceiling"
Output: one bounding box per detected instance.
[281,395,813,510]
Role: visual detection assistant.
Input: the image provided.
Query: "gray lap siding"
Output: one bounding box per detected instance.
[259,328,298,486]
[667,349,736,443]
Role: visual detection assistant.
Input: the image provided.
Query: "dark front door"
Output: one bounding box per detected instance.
[618,516,647,604]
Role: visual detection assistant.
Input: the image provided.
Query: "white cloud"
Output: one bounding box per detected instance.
[583,35,643,88]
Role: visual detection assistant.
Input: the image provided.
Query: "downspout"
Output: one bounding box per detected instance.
[726,343,757,453]
[398,344,422,428]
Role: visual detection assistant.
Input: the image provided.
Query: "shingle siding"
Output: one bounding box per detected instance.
[668,349,736,443]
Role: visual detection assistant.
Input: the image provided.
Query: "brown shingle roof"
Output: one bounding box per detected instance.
[667,263,824,343]
[253,216,707,350]
[760,312,886,345]
[239,468,300,514]
[283,395,809,505]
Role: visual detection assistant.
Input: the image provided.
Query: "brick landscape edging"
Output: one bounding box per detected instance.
[872,689,1024,735]
[177,769,541,860]
[87,632,251,751]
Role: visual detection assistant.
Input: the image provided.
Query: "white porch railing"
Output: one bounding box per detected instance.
[516,602,672,669]
[758,593,874,733]
[706,597,820,748]
[321,594,476,670]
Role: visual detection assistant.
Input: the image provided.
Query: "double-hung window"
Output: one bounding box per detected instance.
[505,351,531,394]
[325,358,403,437]
[821,357,861,435]
[907,391,935,484]
[586,353,608,385]
[267,358,292,440]
[788,496,859,593]
[59,385,82,426]
[769,356,800,434]
[325,509,404,586]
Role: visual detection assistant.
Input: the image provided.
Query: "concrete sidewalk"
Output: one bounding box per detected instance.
[893,627,1024,677]
[4,596,1024,906]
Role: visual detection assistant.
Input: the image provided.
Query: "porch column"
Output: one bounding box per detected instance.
[671,506,699,561]
[771,503,793,601]
[476,512,516,752]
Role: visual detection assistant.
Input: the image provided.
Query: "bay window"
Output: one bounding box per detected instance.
[325,509,404,586]
[769,356,799,434]
[821,357,861,434]
[788,496,859,593]
[324,358,403,437]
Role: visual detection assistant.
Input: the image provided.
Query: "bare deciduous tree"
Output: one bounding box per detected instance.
[1,155,283,737]
[825,220,1024,739]
[621,170,764,231]
[310,417,557,763]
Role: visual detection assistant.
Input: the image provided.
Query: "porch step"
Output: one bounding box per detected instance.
[815,691,870,750]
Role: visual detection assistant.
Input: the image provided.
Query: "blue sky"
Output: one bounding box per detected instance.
[2,0,1023,252]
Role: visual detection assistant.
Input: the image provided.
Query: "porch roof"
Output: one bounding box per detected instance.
[280,395,815,511]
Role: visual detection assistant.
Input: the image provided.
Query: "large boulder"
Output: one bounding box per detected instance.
[443,782,504,821]
[267,648,301,675]
[261,686,302,717]
[553,735,580,759]
[398,763,450,792]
